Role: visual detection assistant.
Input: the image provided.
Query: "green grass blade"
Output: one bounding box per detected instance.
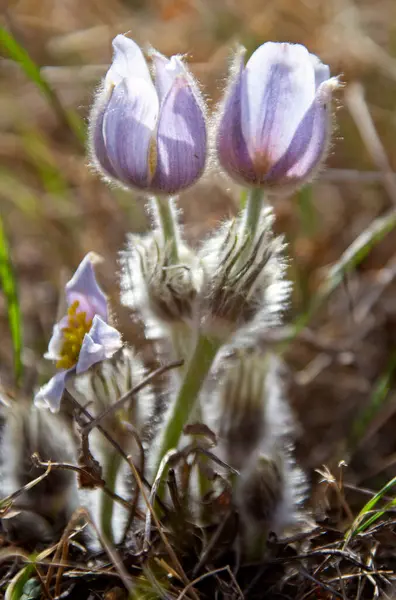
[347,475,396,537]
[297,184,317,236]
[349,350,396,449]
[0,27,86,146]
[5,565,36,600]
[0,169,40,216]
[21,128,68,195]
[287,209,396,343]
[358,475,396,515]
[355,497,396,534]
[0,214,23,385]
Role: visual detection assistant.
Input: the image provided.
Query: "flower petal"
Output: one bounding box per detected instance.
[34,370,69,413]
[105,35,153,90]
[103,78,158,188]
[76,315,122,374]
[241,42,316,173]
[75,335,104,373]
[275,79,337,183]
[309,53,331,89]
[66,254,107,321]
[151,74,206,193]
[152,51,186,102]
[216,50,257,184]
[90,94,119,179]
[44,317,69,361]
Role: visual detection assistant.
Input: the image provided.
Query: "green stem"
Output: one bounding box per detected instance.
[242,187,265,243]
[154,195,179,263]
[191,403,212,515]
[100,451,122,544]
[153,334,221,476]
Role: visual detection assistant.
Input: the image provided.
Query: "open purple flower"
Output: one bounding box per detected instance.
[34,254,122,412]
[89,34,207,195]
[216,43,338,191]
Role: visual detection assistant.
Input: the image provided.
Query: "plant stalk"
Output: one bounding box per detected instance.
[154,195,179,263]
[100,450,122,544]
[153,334,221,476]
[242,187,264,243]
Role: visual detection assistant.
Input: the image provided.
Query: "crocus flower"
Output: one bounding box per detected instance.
[89,34,207,194]
[216,43,339,191]
[34,255,122,412]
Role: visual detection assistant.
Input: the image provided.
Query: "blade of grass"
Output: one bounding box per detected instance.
[0,27,85,147]
[346,475,396,538]
[297,184,317,236]
[285,209,396,345]
[5,564,36,600]
[0,169,40,216]
[354,497,396,534]
[21,129,69,196]
[0,214,23,385]
[2,546,53,600]
[349,350,396,449]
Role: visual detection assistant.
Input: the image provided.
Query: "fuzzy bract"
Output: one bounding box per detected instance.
[198,206,290,343]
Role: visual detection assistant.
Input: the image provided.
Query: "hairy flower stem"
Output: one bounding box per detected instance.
[154,195,179,263]
[100,450,122,544]
[242,187,265,244]
[153,334,221,480]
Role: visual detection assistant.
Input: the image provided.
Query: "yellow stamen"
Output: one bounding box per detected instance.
[56,300,93,370]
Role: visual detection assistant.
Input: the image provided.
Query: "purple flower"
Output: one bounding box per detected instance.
[216,43,338,191]
[89,34,207,195]
[34,254,122,412]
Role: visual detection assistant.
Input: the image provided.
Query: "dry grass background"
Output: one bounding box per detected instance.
[2,0,396,594]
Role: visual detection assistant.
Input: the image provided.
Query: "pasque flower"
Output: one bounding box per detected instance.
[90,34,207,194]
[34,255,122,412]
[216,42,338,190]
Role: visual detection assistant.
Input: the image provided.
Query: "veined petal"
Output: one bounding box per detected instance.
[76,315,122,374]
[152,51,186,102]
[103,78,159,188]
[278,78,337,182]
[151,75,206,193]
[34,370,69,413]
[66,254,107,321]
[90,94,119,179]
[105,34,153,91]
[216,50,256,184]
[241,42,316,173]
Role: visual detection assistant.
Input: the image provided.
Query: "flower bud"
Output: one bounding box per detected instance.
[89,35,207,194]
[236,446,306,547]
[206,351,293,472]
[0,401,78,544]
[198,207,289,343]
[216,43,339,192]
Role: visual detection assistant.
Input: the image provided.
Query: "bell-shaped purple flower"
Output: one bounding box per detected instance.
[216,43,339,191]
[34,254,122,412]
[89,34,207,195]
